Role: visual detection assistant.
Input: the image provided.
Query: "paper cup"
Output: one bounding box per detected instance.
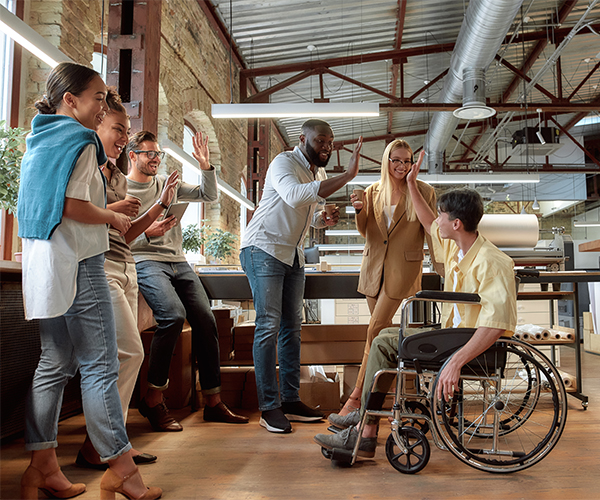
[324,204,336,217]
[353,189,364,201]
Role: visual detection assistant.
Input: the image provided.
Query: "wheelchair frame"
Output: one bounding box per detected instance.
[325,290,568,474]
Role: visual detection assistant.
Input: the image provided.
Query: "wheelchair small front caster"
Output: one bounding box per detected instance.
[385,426,430,474]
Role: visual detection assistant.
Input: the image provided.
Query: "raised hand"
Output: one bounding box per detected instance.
[159,170,180,207]
[192,131,211,170]
[407,150,425,185]
[346,136,364,180]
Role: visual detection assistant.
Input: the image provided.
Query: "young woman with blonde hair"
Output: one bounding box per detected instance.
[329,139,437,421]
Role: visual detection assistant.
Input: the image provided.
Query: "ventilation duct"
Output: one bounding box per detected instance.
[424,0,525,174]
[453,68,496,120]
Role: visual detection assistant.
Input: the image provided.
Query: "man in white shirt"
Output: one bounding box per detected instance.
[240,119,363,433]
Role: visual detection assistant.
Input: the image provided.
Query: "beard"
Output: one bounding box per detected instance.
[306,141,331,168]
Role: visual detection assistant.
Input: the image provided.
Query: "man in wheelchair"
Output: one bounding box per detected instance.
[314,162,517,458]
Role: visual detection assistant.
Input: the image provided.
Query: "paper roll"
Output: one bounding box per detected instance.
[478,214,539,248]
[557,369,576,390]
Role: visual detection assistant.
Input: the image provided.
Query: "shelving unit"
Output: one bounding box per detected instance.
[517,271,600,409]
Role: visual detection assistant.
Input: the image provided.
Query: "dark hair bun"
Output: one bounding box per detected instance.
[34,95,56,114]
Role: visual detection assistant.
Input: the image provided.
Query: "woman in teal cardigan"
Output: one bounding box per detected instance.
[18,62,160,500]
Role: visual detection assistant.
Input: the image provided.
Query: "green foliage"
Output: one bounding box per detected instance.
[204,227,238,261]
[182,220,238,261]
[181,223,206,253]
[0,121,28,215]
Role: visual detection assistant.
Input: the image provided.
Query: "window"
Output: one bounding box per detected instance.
[0,0,15,124]
[180,124,205,262]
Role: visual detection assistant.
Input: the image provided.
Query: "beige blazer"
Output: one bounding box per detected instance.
[356,180,437,300]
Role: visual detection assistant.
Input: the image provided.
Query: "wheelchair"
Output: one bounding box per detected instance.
[321,289,568,474]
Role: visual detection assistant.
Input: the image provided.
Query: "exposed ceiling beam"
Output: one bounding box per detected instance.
[387,0,408,134]
[380,102,600,112]
[495,55,557,101]
[501,0,577,103]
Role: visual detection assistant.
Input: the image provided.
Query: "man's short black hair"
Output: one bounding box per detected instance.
[301,119,332,135]
[437,188,483,233]
[126,130,158,157]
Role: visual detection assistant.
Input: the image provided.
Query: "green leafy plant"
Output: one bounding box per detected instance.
[204,227,238,261]
[0,121,28,215]
[181,223,206,253]
[182,221,237,262]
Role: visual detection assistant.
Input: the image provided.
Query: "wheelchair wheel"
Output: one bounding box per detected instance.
[385,427,430,474]
[401,401,431,435]
[431,339,567,473]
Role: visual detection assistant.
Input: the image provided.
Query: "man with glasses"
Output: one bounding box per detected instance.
[126,130,248,432]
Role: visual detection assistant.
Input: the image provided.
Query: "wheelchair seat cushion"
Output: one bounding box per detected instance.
[399,328,507,373]
[399,328,476,369]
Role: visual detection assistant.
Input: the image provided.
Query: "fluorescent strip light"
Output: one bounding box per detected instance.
[162,138,255,211]
[324,230,361,236]
[0,4,72,68]
[317,244,365,252]
[348,173,539,186]
[573,221,600,227]
[345,207,356,214]
[211,103,379,118]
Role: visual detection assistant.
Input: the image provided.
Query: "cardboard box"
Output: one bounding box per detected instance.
[299,377,340,411]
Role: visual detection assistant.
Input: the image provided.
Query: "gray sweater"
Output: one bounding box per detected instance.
[127,168,218,263]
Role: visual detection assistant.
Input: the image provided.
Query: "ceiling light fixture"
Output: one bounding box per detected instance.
[573,220,600,227]
[324,230,361,236]
[0,4,71,68]
[211,103,379,119]
[162,138,255,211]
[348,173,539,185]
[453,68,496,120]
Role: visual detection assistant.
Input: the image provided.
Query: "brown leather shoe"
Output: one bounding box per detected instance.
[203,402,249,424]
[138,398,183,432]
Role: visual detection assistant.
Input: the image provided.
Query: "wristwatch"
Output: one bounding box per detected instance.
[157,200,168,209]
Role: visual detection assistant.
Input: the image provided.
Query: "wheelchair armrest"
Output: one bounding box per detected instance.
[415,290,481,303]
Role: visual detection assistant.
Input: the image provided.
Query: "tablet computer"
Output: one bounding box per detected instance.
[164,201,189,222]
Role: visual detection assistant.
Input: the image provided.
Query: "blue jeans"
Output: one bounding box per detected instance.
[135,260,220,393]
[240,246,305,411]
[25,254,131,461]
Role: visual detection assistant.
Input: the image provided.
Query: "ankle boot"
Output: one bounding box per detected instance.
[99,467,162,500]
[20,464,86,499]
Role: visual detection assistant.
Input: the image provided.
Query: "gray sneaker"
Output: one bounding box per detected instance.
[327,410,361,429]
[314,426,377,458]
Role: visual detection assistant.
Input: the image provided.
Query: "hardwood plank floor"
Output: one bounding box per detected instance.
[2,347,599,500]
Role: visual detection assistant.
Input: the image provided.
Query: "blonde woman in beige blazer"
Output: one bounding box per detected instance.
[334,139,436,417]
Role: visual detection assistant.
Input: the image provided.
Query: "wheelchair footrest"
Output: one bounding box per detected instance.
[331,448,354,462]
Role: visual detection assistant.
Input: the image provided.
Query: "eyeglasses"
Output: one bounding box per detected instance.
[388,158,413,166]
[134,150,165,160]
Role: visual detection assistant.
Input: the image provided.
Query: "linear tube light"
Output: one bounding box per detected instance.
[211,103,379,118]
[0,4,72,68]
[348,173,540,185]
[573,221,600,227]
[317,244,365,252]
[162,138,255,211]
[324,230,361,236]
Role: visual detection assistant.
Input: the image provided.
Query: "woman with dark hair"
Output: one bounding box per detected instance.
[328,139,437,423]
[75,88,178,470]
[18,62,161,500]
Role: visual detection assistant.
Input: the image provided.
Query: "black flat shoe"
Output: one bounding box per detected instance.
[75,451,108,471]
[133,452,158,465]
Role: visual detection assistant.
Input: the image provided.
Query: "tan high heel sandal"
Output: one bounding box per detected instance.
[20,464,86,499]
[99,466,162,500]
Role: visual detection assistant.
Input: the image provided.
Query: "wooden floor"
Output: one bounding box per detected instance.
[2,347,599,500]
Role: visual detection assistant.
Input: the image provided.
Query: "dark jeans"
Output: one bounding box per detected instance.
[240,246,305,411]
[136,260,220,394]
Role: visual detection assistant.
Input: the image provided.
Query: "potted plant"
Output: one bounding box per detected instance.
[204,227,238,263]
[0,121,27,215]
[182,221,238,265]
[0,121,28,261]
